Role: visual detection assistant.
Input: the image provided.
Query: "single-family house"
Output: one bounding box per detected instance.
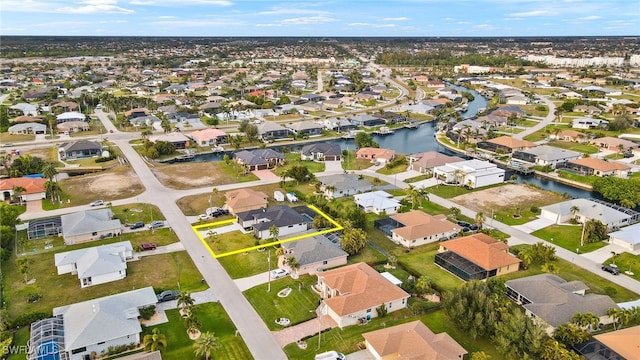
[491,105,526,118]
[257,121,291,142]
[0,177,46,202]
[435,233,521,281]
[323,118,356,132]
[353,191,401,215]
[381,111,406,124]
[574,105,602,115]
[573,118,609,129]
[380,210,460,247]
[57,120,90,133]
[8,122,47,135]
[54,241,133,288]
[224,188,268,215]
[59,141,102,160]
[10,103,38,116]
[362,321,467,360]
[56,111,86,124]
[408,151,464,174]
[540,198,638,229]
[512,145,582,169]
[148,132,190,150]
[575,325,640,360]
[318,174,373,199]
[300,142,342,161]
[433,159,505,189]
[317,263,410,328]
[27,287,157,360]
[285,121,323,137]
[124,108,150,119]
[234,148,284,170]
[552,129,588,143]
[190,128,227,146]
[129,114,161,127]
[591,137,639,153]
[60,208,123,245]
[280,235,348,275]
[235,205,310,239]
[608,222,640,252]
[505,274,617,334]
[356,147,395,164]
[562,157,631,178]
[476,114,508,127]
[349,114,385,127]
[477,136,537,154]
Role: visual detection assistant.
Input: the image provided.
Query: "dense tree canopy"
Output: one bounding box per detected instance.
[593,177,640,209]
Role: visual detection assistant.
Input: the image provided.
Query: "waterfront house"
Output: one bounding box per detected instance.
[300,142,342,161]
[562,157,630,178]
[356,147,395,164]
[433,159,505,188]
[512,145,582,169]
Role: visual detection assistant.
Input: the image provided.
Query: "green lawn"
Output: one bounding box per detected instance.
[218,247,278,279]
[111,203,166,224]
[203,230,258,254]
[144,302,252,360]
[6,326,30,360]
[557,169,599,186]
[377,155,409,175]
[547,140,600,154]
[532,225,608,253]
[0,133,35,142]
[3,248,206,319]
[426,183,504,199]
[394,243,464,293]
[273,153,326,176]
[342,151,373,170]
[523,129,549,142]
[601,252,640,282]
[243,275,321,330]
[404,174,432,183]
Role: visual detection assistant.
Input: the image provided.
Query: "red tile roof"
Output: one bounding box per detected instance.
[440,234,521,270]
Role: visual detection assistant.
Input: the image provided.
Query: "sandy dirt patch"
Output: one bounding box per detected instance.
[152,162,221,189]
[61,167,144,202]
[451,184,563,212]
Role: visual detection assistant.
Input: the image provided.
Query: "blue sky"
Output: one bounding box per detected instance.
[1,0,638,37]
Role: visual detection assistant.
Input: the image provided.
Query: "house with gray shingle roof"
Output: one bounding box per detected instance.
[257,121,291,142]
[301,142,342,161]
[540,198,638,229]
[236,205,310,239]
[54,241,133,288]
[285,121,323,137]
[281,235,348,275]
[512,145,582,169]
[318,173,373,199]
[506,274,618,334]
[59,140,102,160]
[30,287,157,360]
[60,208,122,244]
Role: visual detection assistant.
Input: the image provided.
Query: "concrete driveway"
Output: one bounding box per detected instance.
[272,313,337,348]
[253,169,280,180]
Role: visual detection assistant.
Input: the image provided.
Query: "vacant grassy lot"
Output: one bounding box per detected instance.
[205,230,257,254]
[4,248,205,319]
[547,140,600,154]
[244,275,321,330]
[218,247,278,279]
[0,133,35,143]
[111,203,165,224]
[532,225,608,253]
[377,155,409,175]
[342,150,373,170]
[151,161,258,189]
[58,165,144,206]
[144,302,251,360]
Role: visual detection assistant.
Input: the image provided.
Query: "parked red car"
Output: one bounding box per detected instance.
[140,243,157,251]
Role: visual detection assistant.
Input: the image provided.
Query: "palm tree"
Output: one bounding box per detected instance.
[42,163,58,182]
[193,332,219,360]
[11,186,26,205]
[570,205,580,219]
[269,225,279,242]
[143,328,167,352]
[571,312,600,331]
[475,212,485,229]
[184,312,202,335]
[286,256,300,276]
[207,231,219,250]
[176,292,195,315]
[44,180,61,204]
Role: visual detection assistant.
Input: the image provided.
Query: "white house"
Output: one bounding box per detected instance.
[317,263,410,328]
[27,287,157,360]
[235,205,310,239]
[353,191,400,215]
[608,223,640,252]
[54,241,133,288]
[540,198,638,229]
[60,209,123,244]
[433,159,505,189]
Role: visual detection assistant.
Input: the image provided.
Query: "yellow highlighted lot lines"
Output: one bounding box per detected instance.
[192,205,343,258]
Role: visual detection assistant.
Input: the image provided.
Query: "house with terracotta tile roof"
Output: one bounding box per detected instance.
[189,128,227,146]
[562,157,630,178]
[224,188,268,215]
[408,151,464,174]
[317,263,410,328]
[362,320,467,360]
[435,233,521,281]
[590,136,639,153]
[378,210,460,247]
[124,107,150,119]
[477,135,536,154]
[552,129,588,143]
[0,177,46,202]
[575,325,640,359]
[356,147,395,164]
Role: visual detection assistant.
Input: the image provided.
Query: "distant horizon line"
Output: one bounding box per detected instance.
[2,35,639,39]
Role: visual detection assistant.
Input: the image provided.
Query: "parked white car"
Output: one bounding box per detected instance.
[89,200,104,207]
[270,269,289,279]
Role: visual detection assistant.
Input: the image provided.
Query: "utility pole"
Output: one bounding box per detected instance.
[580,217,587,247]
[267,248,271,293]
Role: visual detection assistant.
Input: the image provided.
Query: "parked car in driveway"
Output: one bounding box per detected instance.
[157,290,180,302]
[130,221,145,230]
[270,268,289,279]
[148,220,164,229]
[140,243,157,251]
[90,200,104,207]
[602,265,620,275]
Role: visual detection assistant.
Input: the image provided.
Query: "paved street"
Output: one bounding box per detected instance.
[513,95,557,139]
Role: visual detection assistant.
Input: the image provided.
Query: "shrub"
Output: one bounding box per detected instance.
[27,293,42,303]
[11,311,49,329]
[139,305,156,320]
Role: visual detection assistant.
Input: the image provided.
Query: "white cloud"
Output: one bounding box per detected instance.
[576,15,601,20]
[130,0,231,5]
[348,22,370,26]
[508,10,554,17]
[256,7,329,16]
[150,18,243,27]
[457,21,470,25]
[442,17,454,21]
[280,15,336,25]
[58,2,135,14]
[157,15,175,19]
[383,17,408,21]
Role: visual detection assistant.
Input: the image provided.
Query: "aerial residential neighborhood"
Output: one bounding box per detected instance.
[1,17,640,360]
